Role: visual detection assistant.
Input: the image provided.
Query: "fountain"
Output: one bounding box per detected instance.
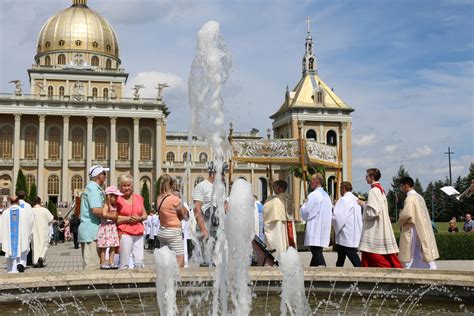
[0,20,472,316]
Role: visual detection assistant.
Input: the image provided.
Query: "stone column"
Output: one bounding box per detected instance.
[38,115,46,199]
[133,118,140,193]
[12,114,21,190]
[155,118,162,181]
[86,116,93,174]
[342,126,348,181]
[109,117,117,186]
[62,116,70,202]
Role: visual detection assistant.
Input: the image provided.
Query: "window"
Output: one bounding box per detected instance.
[25,126,37,159]
[0,126,13,159]
[48,127,61,159]
[92,87,98,98]
[58,54,66,65]
[328,176,337,199]
[44,56,51,66]
[106,44,111,51]
[59,86,65,97]
[47,175,59,195]
[92,41,99,48]
[48,86,54,97]
[71,128,84,159]
[166,152,175,162]
[106,59,112,69]
[117,129,129,160]
[317,91,323,103]
[326,130,337,146]
[182,152,191,162]
[103,88,109,99]
[75,40,82,46]
[140,129,152,160]
[306,129,317,141]
[45,41,51,48]
[58,40,65,46]
[194,176,205,188]
[199,152,208,162]
[26,174,35,190]
[94,128,107,160]
[91,56,99,66]
[71,175,83,194]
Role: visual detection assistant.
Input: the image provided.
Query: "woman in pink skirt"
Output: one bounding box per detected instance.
[97,186,122,269]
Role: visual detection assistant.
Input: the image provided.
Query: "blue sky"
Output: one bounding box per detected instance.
[1,0,473,191]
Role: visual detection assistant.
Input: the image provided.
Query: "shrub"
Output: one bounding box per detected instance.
[433,233,474,260]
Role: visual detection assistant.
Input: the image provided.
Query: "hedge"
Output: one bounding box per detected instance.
[296,231,474,260]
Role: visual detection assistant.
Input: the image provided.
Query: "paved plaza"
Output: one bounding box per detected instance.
[1,241,473,274]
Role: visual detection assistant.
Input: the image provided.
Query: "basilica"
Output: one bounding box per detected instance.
[0,0,353,210]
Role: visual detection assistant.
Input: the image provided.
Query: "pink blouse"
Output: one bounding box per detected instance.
[117,193,144,236]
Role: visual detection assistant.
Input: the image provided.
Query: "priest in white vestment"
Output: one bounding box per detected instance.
[300,173,332,267]
[0,195,35,273]
[263,180,297,260]
[332,181,362,267]
[397,177,439,269]
[358,168,402,268]
[31,197,54,268]
[145,211,154,250]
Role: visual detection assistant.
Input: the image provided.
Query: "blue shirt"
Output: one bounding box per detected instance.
[78,181,104,242]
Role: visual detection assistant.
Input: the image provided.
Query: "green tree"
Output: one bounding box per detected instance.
[387,165,410,221]
[47,200,57,218]
[15,169,28,196]
[414,178,423,194]
[141,181,151,213]
[28,183,37,203]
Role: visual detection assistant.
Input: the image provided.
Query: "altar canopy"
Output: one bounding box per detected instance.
[231,139,339,168]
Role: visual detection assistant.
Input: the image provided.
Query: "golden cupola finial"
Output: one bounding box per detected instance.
[72,0,88,5]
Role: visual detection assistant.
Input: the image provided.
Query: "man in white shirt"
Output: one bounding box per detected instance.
[300,173,332,267]
[145,211,153,250]
[332,181,362,267]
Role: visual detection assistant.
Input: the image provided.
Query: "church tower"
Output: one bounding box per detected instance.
[270,18,354,200]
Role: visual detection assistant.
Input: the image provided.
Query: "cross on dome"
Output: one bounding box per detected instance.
[305,16,312,34]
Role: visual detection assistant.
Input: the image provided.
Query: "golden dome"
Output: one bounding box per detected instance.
[36,0,119,61]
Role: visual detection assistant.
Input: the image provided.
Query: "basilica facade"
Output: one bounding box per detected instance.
[0,0,353,208]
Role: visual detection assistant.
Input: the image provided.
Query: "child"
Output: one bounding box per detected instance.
[97,186,122,269]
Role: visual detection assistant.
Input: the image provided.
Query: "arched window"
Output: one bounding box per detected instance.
[26,174,35,190]
[166,152,175,162]
[199,152,208,162]
[71,128,84,159]
[117,129,129,160]
[48,86,54,97]
[91,56,99,66]
[194,176,205,188]
[25,126,37,159]
[0,125,13,159]
[92,87,98,98]
[182,152,191,162]
[327,130,337,146]
[0,174,12,196]
[106,59,112,69]
[306,129,317,141]
[44,56,51,66]
[103,88,109,99]
[58,54,66,65]
[94,128,107,160]
[48,175,59,195]
[140,129,152,160]
[59,86,65,97]
[71,175,83,194]
[48,127,61,159]
[317,91,323,103]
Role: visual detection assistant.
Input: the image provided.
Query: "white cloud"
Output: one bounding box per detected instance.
[410,145,433,159]
[384,144,397,154]
[353,158,377,168]
[432,165,465,175]
[353,134,376,146]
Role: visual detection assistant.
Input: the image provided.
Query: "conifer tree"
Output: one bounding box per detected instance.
[15,169,28,196]
[141,181,151,213]
[28,183,37,203]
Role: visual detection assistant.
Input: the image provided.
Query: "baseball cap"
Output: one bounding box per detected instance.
[105,186,123,196]
[89,165,110,177]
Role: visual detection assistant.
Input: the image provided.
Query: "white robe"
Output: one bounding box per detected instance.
[0,205,35,258]
[300,187,332,248]
[332,192,362,248]
[145,215,152,236]
[32,206,54,264]
[152,214,160,237]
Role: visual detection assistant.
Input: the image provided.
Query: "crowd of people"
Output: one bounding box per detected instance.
[1,164,473,273]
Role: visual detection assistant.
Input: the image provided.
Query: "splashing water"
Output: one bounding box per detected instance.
[225,178,255,315]
[154,247,180,316]
[188,20,232,315]
[279,247,311,315]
